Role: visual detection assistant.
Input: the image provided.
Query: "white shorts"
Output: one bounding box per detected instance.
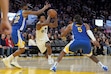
[36,40,49,53]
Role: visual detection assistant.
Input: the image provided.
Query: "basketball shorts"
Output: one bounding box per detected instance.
[36,39,49,53]
[63,40,92,56]
[11,29,25,48]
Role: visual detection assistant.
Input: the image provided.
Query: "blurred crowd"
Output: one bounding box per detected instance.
[0,0,111,57]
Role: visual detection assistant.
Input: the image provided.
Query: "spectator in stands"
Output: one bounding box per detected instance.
[26,28,32,34]
[105,39,111,55]
[22,32,28,46]
[28,35,39,56]
[0,34,6,57]
[0,34,12,57]
[28,35,36,46]
[5,34,14,55]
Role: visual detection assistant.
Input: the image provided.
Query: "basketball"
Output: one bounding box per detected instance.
[48,9,57,18]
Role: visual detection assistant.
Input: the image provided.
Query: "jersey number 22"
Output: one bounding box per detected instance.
[14,15,20,23]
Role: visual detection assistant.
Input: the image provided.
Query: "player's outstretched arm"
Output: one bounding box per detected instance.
[23,4,51,16]
[61,24,72,37]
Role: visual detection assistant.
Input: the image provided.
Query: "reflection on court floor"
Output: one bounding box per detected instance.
[0,56,110,74]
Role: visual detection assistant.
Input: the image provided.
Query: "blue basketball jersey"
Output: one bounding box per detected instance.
[72,22,90,41]
[12,10,27,31]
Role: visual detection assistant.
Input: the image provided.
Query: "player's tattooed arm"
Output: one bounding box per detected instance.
[23,4,51,16]
[61,24,72,37]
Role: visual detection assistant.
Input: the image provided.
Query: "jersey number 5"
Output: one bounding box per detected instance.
[14,15,20,23]
[77,27,82,32]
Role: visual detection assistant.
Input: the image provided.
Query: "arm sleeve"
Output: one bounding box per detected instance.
[86,30,96,41]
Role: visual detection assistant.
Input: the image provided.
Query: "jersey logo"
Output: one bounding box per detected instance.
[77,27,82,32]
[41,27,47,33]
[41,30,44,33]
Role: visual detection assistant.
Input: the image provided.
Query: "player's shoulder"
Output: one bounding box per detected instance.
[69,23,73,26]
[67,23,73,30]
[83,23,89,27]
[84,23,88,26]
[83,23,90,29]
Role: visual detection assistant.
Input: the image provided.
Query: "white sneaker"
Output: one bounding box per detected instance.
[102,65,108,71]
[11,61,22,69]
[50,65,56,72]
[2,58,12,68]
[48,58,54,65]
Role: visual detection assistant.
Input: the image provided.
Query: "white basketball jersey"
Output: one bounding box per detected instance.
[36,22,49,41]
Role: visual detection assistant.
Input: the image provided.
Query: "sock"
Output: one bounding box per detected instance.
[53,61,58,67]
[48,55,52,59]
[12,56,19,62]
[98,61,104,67]
[7,54,14,62]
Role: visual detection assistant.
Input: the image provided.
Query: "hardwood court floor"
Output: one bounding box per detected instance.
[0,56,110,74]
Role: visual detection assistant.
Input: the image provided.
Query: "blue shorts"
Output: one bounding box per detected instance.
[11,29,25,48]
[63,40,92,55]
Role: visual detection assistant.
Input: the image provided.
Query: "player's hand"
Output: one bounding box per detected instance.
[0,20,12,35]
[47,13,51,18]
[44,3,51,10]
[92,41,100,47]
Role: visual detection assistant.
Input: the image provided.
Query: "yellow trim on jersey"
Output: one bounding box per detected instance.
[63,43,70,53]
[86,51,92,57]
[83,51,92,57]
[15,40,25,48]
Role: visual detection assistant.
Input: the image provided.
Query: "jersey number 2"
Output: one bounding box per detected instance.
[77,27,82,32]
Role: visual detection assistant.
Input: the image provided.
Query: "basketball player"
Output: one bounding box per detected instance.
[2,3,51,68]
[50,15,108,72]
[0,0,12,34]
[36,13,58,64]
